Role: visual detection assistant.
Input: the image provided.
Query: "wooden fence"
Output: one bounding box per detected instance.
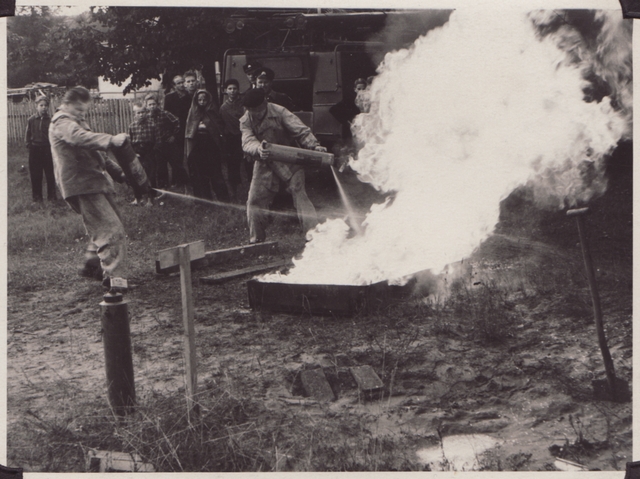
[7,97,141,145]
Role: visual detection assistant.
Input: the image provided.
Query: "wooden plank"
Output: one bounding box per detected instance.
[179,245,198,415]
[200,259,291,285]
[205,241,278,264]
[156,241,278,274]
[156,240,205,271]
[300,369,335,401]
[350,365,384,391]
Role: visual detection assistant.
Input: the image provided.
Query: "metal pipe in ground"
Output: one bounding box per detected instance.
[100,292,135,415]
[566,207,628,402]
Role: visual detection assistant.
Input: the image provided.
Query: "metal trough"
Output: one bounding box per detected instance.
[247,278,415,316]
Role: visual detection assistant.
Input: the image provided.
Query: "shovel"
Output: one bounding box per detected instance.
[567,207,630,402]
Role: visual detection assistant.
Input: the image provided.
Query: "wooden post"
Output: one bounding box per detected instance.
[178,244,198,414]
[155,240,205,414]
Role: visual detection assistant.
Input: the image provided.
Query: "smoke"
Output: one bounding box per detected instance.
[262,9,630,286]
[365,10,453,65]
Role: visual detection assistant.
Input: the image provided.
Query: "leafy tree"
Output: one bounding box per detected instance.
[7,6,98,88]
[64,7,319,104]
[63,7,403,103]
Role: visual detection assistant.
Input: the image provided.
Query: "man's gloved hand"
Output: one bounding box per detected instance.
[314,145,328,153]
[110,133,129,148]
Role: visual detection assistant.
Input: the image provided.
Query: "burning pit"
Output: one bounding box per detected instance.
[247,274,417,316]
[251,9,630,307]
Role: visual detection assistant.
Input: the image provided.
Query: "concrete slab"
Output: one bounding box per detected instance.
[350,365,384,391]
[300,368,335,401]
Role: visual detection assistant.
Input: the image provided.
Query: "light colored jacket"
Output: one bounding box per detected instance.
[240,103,319,191]
[49,109,115,199]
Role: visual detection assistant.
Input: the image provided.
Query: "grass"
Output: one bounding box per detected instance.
[6,143,303,292]
[6,140,632,472]
[10,375,427,472]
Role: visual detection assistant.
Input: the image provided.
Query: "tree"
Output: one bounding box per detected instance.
[65,7,329,104]
[64,7,397,103]
[7,6,99,88]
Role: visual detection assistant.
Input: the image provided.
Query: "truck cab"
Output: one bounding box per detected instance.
[221,43,380,149]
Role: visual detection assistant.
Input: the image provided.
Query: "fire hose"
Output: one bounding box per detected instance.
[261,141,335,168]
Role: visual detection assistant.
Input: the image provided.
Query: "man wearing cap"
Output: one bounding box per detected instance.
[240,88,326,243]
[242,61,262,93]
[255,67,297,112]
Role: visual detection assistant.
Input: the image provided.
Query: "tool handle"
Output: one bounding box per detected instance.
[572,213,618,395]
[566,207,590,216]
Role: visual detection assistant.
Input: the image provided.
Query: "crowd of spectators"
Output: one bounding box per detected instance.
[29,64,372,289]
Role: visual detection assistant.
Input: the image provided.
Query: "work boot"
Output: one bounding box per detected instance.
[79,255,103,280]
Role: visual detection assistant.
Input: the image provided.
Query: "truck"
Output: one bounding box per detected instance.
[219,10,451,149]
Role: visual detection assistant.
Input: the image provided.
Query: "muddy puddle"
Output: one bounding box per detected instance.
[417,434,501,470]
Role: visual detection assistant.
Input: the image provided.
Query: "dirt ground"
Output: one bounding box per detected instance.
[6,154,632,472]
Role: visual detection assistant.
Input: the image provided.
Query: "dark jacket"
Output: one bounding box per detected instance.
[185,89,226,160]
[163,90,191,140]
[25,113,51,147]
[219,96,245,137]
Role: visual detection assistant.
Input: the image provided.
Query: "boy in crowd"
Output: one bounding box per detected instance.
[127,103,158,205]
[163,75,191,187]
[25,95,56,202]
[220,78,252,200]
[145,93,180,190]
[184,71,199,100]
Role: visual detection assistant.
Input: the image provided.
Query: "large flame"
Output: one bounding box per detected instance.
[262,9,630,286]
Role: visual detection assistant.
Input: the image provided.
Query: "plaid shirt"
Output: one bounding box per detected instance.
[128,115,158,149]
[148,108,180,143]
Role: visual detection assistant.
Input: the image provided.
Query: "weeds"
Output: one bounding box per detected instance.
[9,385,426,472]
[6,142,632,472]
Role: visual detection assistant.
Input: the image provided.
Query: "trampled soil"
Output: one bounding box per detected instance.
[6,148,632,472]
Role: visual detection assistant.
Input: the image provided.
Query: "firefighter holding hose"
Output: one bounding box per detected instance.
[240,88,327,244]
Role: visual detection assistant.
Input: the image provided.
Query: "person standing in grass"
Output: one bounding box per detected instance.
[145,93,181,190]
[184,89,230,202]
[127,103,158,206]
[163,75,191,188]
[240,88,325,244]
[49,86,130,291]
[220,78,252,200]
[25,95,57,202]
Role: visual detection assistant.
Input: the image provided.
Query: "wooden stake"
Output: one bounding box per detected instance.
[178,244,198,414]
